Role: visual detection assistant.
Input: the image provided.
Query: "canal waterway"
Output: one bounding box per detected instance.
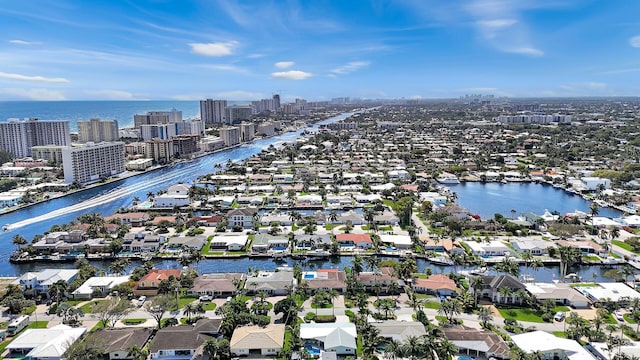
[446,182,621,220]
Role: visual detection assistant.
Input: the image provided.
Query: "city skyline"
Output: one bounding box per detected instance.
[1,0,639,101]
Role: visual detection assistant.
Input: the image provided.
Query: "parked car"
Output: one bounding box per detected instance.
[137,296,146,307]
[614,311,624,321]
[199,295,213,302]
[554,312,566,322]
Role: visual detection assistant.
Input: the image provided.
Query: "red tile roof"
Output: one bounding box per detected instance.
[336,233,371,244]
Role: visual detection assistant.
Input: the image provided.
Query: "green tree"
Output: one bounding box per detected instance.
[145,294,177,329]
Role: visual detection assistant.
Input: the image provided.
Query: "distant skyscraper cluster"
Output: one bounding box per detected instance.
[0,118,71,158]
[77,118,119,143]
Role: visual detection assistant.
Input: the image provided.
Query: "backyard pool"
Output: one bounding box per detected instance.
[304,345,321,355]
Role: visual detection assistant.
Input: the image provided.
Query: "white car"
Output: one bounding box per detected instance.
[137,296,146,306]
[614,311,624,321]
[199,295,213,302]
[554,312,566,322]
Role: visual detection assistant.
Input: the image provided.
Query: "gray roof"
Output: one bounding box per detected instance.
[443,326,510,358]
[150,326,212,353]
[88,328,152,354]
[373,321,427,342]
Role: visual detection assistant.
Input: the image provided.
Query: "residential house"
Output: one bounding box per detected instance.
[336,233,372,249]
[578,282,640,304]
[71,275,130,299]
[209,234,249,251]
[443,326,510,359]
[105,212,150,227]
[153,184,191,208]
[373,321,427,343]
[555,239,607,257]
[87,328,153,360]
[300,323,357,356]
[294,234,332,251]
[373,211,399,225]
[511,331,596,360]
[226,207,258,229]
[230,324,285,357]
[194,215,222,227]
[5,324,87,360]
[337,210,365,225]
[511,239,556,256]
[150,319,221,359]
[420,236,453,253]
[473,274,526,304]
[412,274,458,297]
[462,240,511,257]
[187,273,244,298]
[164,235,208,251]
[13,269,79,297]
[122,232,166,253]
[134,269,182,296]
[378,234,412,249]
[525,283,590,308]
[303,270,347,293]
[357,267,401,292]
[252,234,290,253]
[244,271,295,295]
[260,212,293,226]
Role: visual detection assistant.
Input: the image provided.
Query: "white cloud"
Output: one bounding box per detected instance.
[0,88,66,100]
[274,61,295,69]
[505,46,544,56]
[271,70,313,80]
[9,39,40,45]
[476,19,517,29]
[0,71,69,83]
[200,64,250,74]
[330,61,370,75]
[215,90,266,100]
[189,41,239,57]
[85,90,136,100]
[247,53,265,58]
[630,35,640,48]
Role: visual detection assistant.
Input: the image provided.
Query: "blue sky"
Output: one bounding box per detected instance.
[0,0,639,101]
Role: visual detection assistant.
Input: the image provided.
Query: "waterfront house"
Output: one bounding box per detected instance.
[294,234,331,250]
[226,207,258,229]
[373,321,427,343]
[135,269,182,296]
[378,234,412,249]
[555,239,607,257]
[260,212,293,226]
[578,282,640,304]
[230,324,285,357]
[336,210,365,225]
[336,233,371,249]
[123,232,166,253]
[419,192,447,206]
[149,319,220,360]
[373,211,400,225]
[299,322,357,356]
[473,274,526,304]
[302,269,347,293]
[524,283,590,308]
[153,184,191,208]
[164,235,208,252]
[442,326,510,360]
[105,212,150,227]
[511,331,596,360]
[297,194,323,205]
[209,234,249,251]
[5,324,87,360]
[71,275,130,300]
[420,236,453,253]
[251,234,290,253]
[86,328,153,360]
[186,273,243,298]
[244,271,295,295]
[462,240,511,257]
[412,274,458,297]
[13,269,79,297]
[510,238,556,256]
[357,267,402,291]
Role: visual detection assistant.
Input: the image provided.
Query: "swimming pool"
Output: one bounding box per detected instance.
[303,274,315,279]
[304,345,321,355]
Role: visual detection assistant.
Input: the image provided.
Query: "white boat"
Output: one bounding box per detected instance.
[306,250,331,259]
[427,257,454,266]
[436,173,460,184]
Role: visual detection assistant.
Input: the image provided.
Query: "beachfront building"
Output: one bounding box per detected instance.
[144,138,174,164]
[62,142,125,184]
[200,99,227,124]
[220,126,241,147]
[225,105,253,123]
[134,109,182,128]
[0,118,71,158]
[77,118,119,143]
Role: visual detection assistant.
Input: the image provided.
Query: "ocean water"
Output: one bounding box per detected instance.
[0,100,201,131]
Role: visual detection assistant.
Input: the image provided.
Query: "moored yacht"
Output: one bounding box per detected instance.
[436,173,460,184]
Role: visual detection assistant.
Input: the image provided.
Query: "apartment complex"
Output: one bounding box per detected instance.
[31,145,66,165]
[77,118,119,143]
[220,127,240,147]
[0,118,71,158]
[496,114,572,124]
[144,138,174,164]
[62,142,125,184]
[133,109,182,128]
[200,99,227,124]
[240,122,255,142]
[224,106,253,124]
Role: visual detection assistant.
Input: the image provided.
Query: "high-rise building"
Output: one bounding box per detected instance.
[144,138,174,164]
[133,109,182,129]
[140,123,178,141]
[257,122,276,137]
[200,99,227,124]
[31,145,66,165]
[240,122,255,142]
[62,142,125,184]
[220,126,240,147]
[0,118,71,158]
[224,106,253,124]
[172,135,200,158]
[273,94,281,112]
[77,118,119,143]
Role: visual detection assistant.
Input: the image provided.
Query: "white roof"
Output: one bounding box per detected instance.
[580,282,640,302]
[622,215,640,226]
[590,217,621,227]
[71,275,130,296]
[212,234,249,246]
[590,341,640,360]
[378,234,412,246]
[14,269,79,286]
[7,324,86,358]
[463,240,510,252]
[511,331,595,360]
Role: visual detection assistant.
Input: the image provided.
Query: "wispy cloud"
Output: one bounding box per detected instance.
[85,89,136,100]
[0,88,66,100]
[247,53,266,59]
[507,47,544,56]
[200,64,251,74]
[274,61,295,69]
[0,71,69,83]
[630,35,640,48]
[271,70,313,80]
[189,41,239,57]
[330,61,370,75]
[9,39,41,45]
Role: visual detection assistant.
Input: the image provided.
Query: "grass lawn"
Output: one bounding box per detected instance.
[201,238,212,254]
[582,255,601,262]
[66,300,84,306]
[613,240,638,254]
[176,296,198,309]
[553,331,567,338]
[496,306,545,323]
[604,314,617,324]
[90,321,105,332]
[415,293,435,299]
[570,283,597,288]
[226,250,247,255]
[0,340,13,355]
[201,302,217,311]
[27,321,48,329]
[122,318,147,325]
[624,314,637,324]
[423,301,441,310]
[325,224,339,230]
[356,335,363,357]
[311,303,333,309]
[21,305,36,315]
[80,299,107,313]
[553,306,571,312]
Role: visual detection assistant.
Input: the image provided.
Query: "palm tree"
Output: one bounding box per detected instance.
[477,306,493,328]
[127,344,149,360]
[497,286,513,304]
[558,246,580,282]
[12,234,27,250]
[203,338,218,359]
[146,191,155,201]
[48,280,68,308]
[351,254,364,276]
[384,339,405,360]
[590,202,600,226]
[471,276,484,307]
